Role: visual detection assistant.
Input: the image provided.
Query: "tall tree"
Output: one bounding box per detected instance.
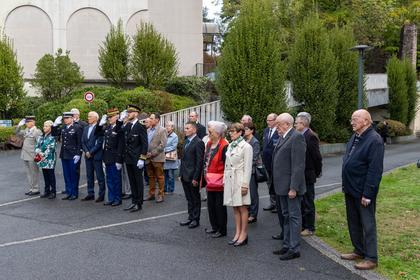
[288,14,339,141]
[403,58,418,126]
[216,0,287,130]
[99,19,130,88]
[32,49,84,100]
[131,22,178,89]
[0,33,25,118]
[387,56,408,125]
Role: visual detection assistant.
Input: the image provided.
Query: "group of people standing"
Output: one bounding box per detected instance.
[16,105,384,268]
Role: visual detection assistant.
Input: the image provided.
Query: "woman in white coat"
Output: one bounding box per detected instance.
[224,123,253,246]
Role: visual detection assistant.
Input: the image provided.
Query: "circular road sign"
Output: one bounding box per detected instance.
[84,91,95,103]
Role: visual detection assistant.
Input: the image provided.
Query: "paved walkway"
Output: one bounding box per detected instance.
[0,141,418,280]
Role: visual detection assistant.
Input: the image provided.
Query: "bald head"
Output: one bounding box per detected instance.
[276,113,294,135]
[351,109,372,135]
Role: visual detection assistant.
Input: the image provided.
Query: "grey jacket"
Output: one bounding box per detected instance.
[272,128,306,196]
[17,127,42,161]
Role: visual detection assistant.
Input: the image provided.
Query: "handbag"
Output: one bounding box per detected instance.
[34,153,43,163]
[165,150,178,161]
[255,165,268,183]
[205,172,224,190]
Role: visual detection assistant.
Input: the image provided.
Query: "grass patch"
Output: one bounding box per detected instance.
[315,164,420,280]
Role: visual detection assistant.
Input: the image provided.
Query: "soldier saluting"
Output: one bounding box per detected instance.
[52,112,82,200]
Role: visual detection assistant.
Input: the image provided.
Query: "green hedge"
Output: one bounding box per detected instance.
[165,76,210,103]
[0,127,15,143]
[377,119,410,137]
[63,98,109,120]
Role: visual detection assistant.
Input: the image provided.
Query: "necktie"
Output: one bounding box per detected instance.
[184,138,191,149]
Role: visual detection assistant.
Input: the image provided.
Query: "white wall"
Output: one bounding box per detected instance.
[1,0,202,80]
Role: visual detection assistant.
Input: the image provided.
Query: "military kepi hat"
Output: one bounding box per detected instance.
[127,104,140,113]
[107,108,120,117]
[62,112,74,118]
[25,116,36,122]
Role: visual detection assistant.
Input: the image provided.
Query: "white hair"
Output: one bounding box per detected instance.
[296,112,311,127]
[70,108,80,115]
[44,120,53,127]
[166,121,175,128]
[277,113,294,126]
[241,115,252,122]
[88,111,99,120]
[208,120,227,137]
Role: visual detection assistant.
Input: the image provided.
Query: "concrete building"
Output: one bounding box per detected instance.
[0,0,203,81]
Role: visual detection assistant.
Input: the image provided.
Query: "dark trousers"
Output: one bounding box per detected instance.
[345,194,378,262]
[164,169,175,193]
[76,159,81,188]
[275,195,285,236]
[62,159,78,197]
[302,183,315,231]
[42,168,56,194]
[105,163,122,203]
[126,164,144,205]
[207,191,227,235]
[267,170,276,207]
[85,158,106,198]
[249,174,259,218]
[181,180,201,222]
[279,195,302,253]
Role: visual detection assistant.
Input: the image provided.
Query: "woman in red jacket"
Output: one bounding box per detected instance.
[203,121,228,238]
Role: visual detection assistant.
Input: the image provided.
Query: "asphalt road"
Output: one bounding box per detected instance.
[0,141,419,280]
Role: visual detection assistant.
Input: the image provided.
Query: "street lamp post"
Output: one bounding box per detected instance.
[350,45,371,109]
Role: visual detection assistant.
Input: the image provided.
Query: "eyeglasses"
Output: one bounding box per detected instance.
[266,119,276,122]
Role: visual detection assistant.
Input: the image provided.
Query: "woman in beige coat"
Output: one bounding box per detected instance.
[224,123,253,246]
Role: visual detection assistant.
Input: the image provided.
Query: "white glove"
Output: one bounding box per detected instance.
[119,110,128,121]
[73,155,81,164]
[99,114,107,126]
[136,159,144,169]
[18,119,26,127]
[115,163,122,170]
[54,116,63,126]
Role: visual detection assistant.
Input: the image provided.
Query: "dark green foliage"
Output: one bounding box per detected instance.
[329,27,359,130]
[0,32,25,119]
[377,119,410,137]
[288,14,339,141]
[387,56,408,125]
[216,0,287,131]
[403,59,418,126]
[0,127,15,143]
[15,96,45,117]
[99,19,130,88]
[63,98,108,119]
[36,101,65,125]
[165,76,210,103]
[131,22,178,89]
[70,86,124,104]
[32,49,84,100]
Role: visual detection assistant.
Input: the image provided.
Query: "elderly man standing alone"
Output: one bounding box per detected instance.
[341,109,384,270]
[272,113,306,260]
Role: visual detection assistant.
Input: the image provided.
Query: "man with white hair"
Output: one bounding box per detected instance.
[81,111,106,202]
[272,113,306,260]
[70,108,87,194]
[240,115,252,125]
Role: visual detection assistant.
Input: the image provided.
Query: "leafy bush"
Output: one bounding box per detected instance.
[36,101,65,125]
[403,59,418,126]
[165,76,210,103]
[70,86,124,104]
[387,56,408,125]
[377,119,409,137]
[169,93,197,112]
[63,98,108,119]
[0,127,15,143]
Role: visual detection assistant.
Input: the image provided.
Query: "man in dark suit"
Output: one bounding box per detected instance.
[340,109,384,270]
[118,105,148,213]
[179,121,205,229]
[52,112,83,200]
[188,111,206,140]
[295,112,322,236]
[70,108,87,194]
[81,111,106,202]
[272,113,306,260]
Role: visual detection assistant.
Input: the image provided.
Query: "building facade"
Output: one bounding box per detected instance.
[0,0,203,80]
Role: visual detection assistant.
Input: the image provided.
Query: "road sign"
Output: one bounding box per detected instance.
[84,91,95,103]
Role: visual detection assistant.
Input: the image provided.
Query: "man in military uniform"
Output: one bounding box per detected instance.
[52,112,82,200]
[117,105,148,212]
[97,108,125,206]
[70,108,87,193]
[16,116,42,195]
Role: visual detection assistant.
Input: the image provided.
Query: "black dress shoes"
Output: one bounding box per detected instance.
[263,205,276,211]
[205,228,217,234]
[279,251,300,261]
[68,196,77,201]
[228,239,238,245]
[272,234,284,240]
[40,193,50,198]
[233,237,248,247]
[188,220,199,229]
[180,220,192,226]
[121,194,132,200]
[124,203,137,211]
[104,201,113,206]
[81,195,94,201]
[211,232,226,238]
[62,195,71,200]
[129,204,141,212]
[273,247,289,255]
[25,191,32,195]
[48,193,56,199]
[29,191,40,196]
[95,197,104,203]
[111,201,122,206]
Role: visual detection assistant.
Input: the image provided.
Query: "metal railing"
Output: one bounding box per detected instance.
[160,100,222,130]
